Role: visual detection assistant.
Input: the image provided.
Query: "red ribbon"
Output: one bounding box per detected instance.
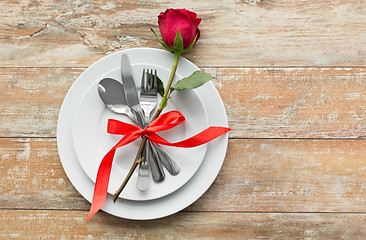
[87,110,231,220]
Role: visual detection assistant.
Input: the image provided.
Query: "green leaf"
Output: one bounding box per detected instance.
[182,32,199,53]
[157,77,165,97]
[151,28,174,52]
[146,71,165,97]
[173,30,183,50]
[171,71,214,91]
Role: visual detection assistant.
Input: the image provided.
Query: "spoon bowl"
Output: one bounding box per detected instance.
[98,78,137,123]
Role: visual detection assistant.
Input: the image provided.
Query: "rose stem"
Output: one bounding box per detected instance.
[113,50,181,201]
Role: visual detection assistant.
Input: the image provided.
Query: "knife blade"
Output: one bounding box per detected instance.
[120,53,145,127]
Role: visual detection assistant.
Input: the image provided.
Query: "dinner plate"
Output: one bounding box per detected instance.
[72,64,208,201]
[57,48,229,220]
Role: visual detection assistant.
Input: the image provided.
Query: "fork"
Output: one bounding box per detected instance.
[141,69,180,174]
[137,69,164,188]
[140,69,158,124]
[138,69,180,186]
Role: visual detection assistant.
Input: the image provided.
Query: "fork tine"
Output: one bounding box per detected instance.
[154,69,157,90]
[149,69,153,90]
[141,69,146,92]
[147,69,151,90]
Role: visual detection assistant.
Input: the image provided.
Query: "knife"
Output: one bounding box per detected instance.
[120,53,166,185]
[120,53,145,127]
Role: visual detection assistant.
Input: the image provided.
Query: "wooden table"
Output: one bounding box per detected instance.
[1,1,366,239]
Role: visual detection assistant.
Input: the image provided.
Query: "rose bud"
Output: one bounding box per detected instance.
[152,9,201,53]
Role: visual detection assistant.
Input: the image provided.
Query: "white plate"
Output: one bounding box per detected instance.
[72,64,208,201]
[57,48,229,220]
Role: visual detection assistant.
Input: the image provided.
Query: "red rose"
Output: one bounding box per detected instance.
[158,9,201,49]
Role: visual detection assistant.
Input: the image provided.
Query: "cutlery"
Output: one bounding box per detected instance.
[120,53,145,127]
[140,69,180,176]
[97,77,151,190]
[140,69,165,182]
[120,54,165,187]
[98,77,179,186]
[136,143,150,191]
[140,69,158,124]
[147,141,165,182]
[97,78,137,124]
[154,145,180,176]
[99,57,179,191]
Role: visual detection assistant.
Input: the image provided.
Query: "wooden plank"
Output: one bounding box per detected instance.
[0,67,80,137]
[1,138,366,213]
[1,67,365,138]
[1,210,366,239]
[190,138,366,212]
[215,67,366,138]
[0,138,89,210]
[0,0,365,67]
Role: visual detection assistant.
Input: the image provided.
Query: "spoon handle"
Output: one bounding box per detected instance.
[147,140,165,182]
[152,143,180,175]
[136,146,150,191]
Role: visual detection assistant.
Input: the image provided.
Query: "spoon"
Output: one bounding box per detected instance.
[97,78,137,122]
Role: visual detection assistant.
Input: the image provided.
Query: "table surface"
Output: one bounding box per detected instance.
[1,1,366,239]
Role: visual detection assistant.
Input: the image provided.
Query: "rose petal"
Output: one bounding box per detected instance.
[158,9,201,48]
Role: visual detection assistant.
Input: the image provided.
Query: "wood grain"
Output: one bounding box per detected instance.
[0,138,88,210]
[0,0,365,67]
[2,138,366,213]
[191,138,366,212]
[1,0,366,237]
[215,67,366,138]
[1,67,365,138]
[1,210,366,239]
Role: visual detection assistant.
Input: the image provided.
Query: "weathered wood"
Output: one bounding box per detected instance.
[0,138,89,210]
[215,67,366,138]
[1,138,366,213]
[0,67,80,137]
[0,0,365,67]
[190,138,366,212]
[1,67,365,138]
[1,210,366,239]
[2,0,365,236]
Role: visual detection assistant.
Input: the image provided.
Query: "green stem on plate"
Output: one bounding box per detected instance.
[113,50,181,201]
[154,50,181,114]
[113,137,147,202]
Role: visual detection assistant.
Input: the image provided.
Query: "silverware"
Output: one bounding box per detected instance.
[147,141,165,182]
[136,143,150,191]
[98,77,150,190]
[97,78,137,123]
[99,75,180,177]
[140,69,165,182]
[140,69,180,176]
[120,53,145,127]
[120,54,152,191]
[100,59,180,189]
[140,69,158,125]
[154,145,180,176]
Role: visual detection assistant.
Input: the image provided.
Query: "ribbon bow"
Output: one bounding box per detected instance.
[87,110,231,220]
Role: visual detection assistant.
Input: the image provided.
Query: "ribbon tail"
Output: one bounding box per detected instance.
[87,149,115,221]
[148,126,231,148]
[87,132,141,221]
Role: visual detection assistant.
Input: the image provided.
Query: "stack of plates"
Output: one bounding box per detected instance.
[57,48,229,220]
